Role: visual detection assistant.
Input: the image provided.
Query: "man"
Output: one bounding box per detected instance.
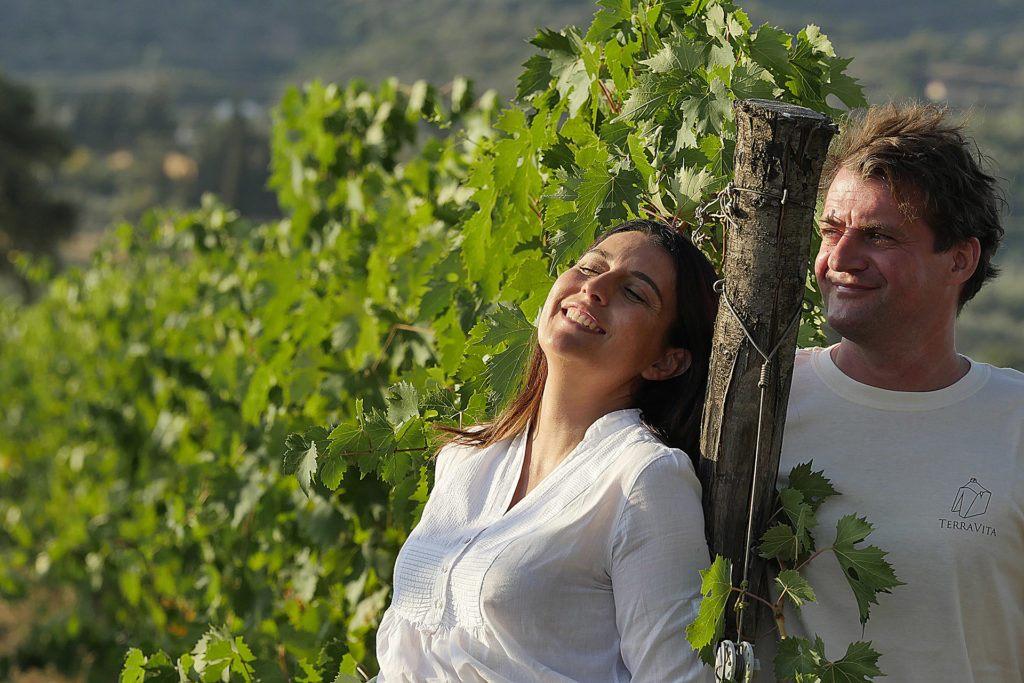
[776,102,1024,681]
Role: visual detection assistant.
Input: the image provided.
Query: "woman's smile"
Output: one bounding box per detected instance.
[563,305,605,333]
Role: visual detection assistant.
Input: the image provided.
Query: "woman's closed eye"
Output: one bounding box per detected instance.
[576,262,653,306]
[623,287,647,304]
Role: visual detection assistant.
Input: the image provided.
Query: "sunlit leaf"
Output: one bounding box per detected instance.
[685,554,732,652]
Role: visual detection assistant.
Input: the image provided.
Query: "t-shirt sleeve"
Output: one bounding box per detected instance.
[611,450,710,681]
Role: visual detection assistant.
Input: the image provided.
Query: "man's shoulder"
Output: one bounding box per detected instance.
[967,357,1024,396]
[792,345,828,379]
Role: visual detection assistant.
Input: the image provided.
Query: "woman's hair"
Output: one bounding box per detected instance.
[442,218,720,461]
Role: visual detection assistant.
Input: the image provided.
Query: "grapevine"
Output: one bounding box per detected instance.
[0,1,871,680]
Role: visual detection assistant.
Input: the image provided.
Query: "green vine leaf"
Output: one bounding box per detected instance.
[617,72,686,122]
[517,54,552,101]
[775,636,883,683]
[191,627,256,683]
[823,56,865,109]
[759,523,800,564]
[679,77,733,137]
[363,409,397,461]
[818,641,884,683]
[283,427,329,496]
[730,63,780,100]
[476,303,536,405]
[685,554,732,655]
[780,486,819,557]
[774,569,816,611]
[788,461,840,511]
[420,386,464,425]
[641,33,705,75]
[831,515,905,625]
[748,24,794,80]
[386,381,420,428]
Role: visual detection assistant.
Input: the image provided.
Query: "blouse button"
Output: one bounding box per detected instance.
[435,599,443,608]
[441,564,449,573]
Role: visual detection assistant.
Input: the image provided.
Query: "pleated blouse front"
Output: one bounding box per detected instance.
[376,409,709,682]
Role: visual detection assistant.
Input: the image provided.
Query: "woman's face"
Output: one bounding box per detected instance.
[537,230,691,395]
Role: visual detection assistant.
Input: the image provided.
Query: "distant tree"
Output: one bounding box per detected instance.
[191,103,278,219]
[0,71,76,299]
[70,87,177,150]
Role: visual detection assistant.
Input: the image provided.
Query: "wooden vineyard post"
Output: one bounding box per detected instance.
[698,99,836,640]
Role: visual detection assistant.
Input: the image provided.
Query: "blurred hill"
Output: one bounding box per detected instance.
[0,0,595,102]
[1,0,1022,367]
[2,0,1020,101]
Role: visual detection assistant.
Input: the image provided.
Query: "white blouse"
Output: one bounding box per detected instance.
[375,409,709,682]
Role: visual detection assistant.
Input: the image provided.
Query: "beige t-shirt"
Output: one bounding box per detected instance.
[773,346,1024,682]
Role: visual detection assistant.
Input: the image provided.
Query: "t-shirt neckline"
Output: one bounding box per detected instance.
[810,344,990,411]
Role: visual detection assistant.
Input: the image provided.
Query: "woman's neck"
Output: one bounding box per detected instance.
[534,363,632,455]
[508,368,633,509]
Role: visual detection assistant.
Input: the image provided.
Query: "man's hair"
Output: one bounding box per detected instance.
[822,102,1005,307]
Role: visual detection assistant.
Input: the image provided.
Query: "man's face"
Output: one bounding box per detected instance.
[815,167,963,347]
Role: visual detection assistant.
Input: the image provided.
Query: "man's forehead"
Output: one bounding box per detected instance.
[825,167,926,221]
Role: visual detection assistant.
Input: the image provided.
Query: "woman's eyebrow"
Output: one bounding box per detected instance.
[630,270,663,304]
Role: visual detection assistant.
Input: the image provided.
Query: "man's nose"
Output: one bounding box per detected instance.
[827,232,868,272]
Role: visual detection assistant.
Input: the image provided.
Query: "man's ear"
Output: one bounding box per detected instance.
[950,237,981,285]
[641,347,692,382]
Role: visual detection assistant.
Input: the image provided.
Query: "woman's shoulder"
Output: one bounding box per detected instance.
[593,410,698,487]
[432,429,520,483]
[432,438,481,482]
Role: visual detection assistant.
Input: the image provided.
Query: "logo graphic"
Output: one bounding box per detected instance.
[951,478,991,519]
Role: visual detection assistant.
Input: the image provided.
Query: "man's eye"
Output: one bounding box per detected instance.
[577,265,598,275]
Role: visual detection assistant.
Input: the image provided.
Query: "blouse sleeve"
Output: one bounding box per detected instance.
[611,451,710,681]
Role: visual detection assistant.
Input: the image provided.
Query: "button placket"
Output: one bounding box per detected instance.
[432,528,483,625]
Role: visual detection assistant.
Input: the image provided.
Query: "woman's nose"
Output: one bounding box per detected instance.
[581,273,610,303]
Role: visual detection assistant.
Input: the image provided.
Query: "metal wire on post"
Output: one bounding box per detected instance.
[712,277,807,644]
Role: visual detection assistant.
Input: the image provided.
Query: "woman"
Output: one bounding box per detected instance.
[376,219,719,681]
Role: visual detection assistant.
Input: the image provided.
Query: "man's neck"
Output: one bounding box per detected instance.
[831,338,970,392]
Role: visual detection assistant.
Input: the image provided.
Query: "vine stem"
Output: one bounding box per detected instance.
[597,79,621,114]
[277,644,290,680]
[794,546,834,573]
[527,194,543,222]
[733,585,775,612]
[239,655,256,683]
[768,545,838,640]
[367,324,434,374]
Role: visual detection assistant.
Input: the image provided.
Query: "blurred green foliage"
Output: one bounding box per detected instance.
[0,1,878,680]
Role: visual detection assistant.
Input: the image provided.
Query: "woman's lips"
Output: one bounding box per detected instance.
[563,305,605,333]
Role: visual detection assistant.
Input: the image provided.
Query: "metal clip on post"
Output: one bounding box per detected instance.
[714,640,759,682]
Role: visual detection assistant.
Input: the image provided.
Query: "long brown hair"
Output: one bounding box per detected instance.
[442,219,719,461]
